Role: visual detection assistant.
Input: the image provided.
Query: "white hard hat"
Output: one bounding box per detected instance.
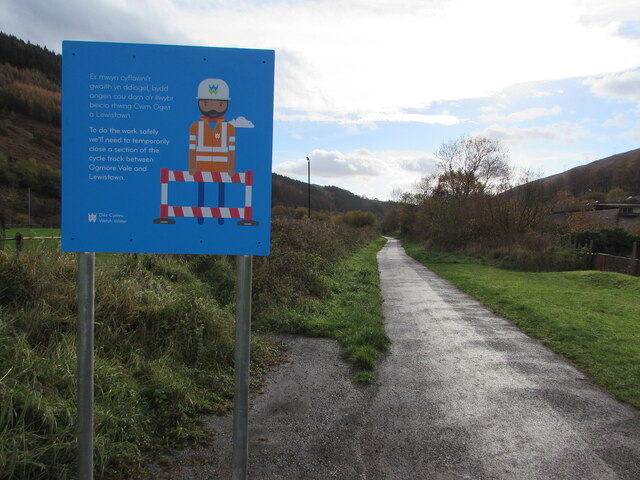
[196,78,231,100]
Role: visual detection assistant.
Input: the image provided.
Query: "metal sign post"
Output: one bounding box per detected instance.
[77,252,95,480]
[232,255,252,480]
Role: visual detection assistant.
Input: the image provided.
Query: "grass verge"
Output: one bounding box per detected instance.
[403,240,640,408]
[1,219,379,478]
[254,237,390,381]
[0,250,282,480]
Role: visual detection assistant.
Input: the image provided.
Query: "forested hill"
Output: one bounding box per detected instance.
[0,32,60,85]
[531,148,640,200]
[0,32,61,128]
[272,173,394,217]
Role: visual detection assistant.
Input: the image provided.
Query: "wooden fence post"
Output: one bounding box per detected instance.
[631,241,638,276]
[15,232,24,256]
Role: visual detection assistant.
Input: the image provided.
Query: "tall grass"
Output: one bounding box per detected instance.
[1,218,380,478]
[0,250,274,479]
[254,235,389,381]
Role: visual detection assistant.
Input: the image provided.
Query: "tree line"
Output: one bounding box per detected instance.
[0,32,61,126]
[397,136,537,247]
[393,135,640,266]
[0,32,61,86]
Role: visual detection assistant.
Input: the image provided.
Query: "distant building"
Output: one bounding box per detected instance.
[553,202,640,234]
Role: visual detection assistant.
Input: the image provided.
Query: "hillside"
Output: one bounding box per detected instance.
[272,173,394,217]
[0,113,60,168]
[534,148,640,200]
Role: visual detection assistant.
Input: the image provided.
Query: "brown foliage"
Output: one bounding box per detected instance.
[0,63,61,125]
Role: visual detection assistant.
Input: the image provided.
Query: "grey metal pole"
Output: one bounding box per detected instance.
[77,252,95,480]
[232,255,252,480]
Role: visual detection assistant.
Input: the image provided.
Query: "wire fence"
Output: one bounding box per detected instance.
[0,232,62,254]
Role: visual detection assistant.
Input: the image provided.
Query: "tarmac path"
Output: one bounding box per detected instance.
[148,238,640,479]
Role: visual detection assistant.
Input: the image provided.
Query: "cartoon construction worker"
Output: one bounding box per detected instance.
[190,78,235,224]
[153,78,258,227]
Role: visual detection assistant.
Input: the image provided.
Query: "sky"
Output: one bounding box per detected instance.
[2,0,640,200]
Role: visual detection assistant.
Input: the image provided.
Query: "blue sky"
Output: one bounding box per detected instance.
[2,0,640,200]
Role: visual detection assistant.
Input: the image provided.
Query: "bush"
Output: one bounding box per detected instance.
[253,217,375,312]
[184,255,236,306]
[571,228,640,257]
[487,245,583,271]
[341,210,376,228]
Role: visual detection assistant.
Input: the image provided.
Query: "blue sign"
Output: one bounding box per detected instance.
[62,41,274,255]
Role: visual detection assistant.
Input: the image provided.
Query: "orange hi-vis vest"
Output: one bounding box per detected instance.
[189,116,236,173]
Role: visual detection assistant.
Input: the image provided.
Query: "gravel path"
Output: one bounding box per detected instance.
[147,238,640,479]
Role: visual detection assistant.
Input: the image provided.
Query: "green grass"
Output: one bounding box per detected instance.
[403,241,640,408]
[0,229,129,264]
[2,228,60,237]
[0,219,379,478]
[255,237,390,382]
[0,250,281,479]
[1,228,61,254]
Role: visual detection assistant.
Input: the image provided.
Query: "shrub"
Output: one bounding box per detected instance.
[342,210,376,228]
[253,217,374,312]
[572,228,640,257]
[488,245,583,271]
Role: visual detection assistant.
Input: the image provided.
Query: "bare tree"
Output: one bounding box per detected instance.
[390,186,404,203]
[435,136,511,198]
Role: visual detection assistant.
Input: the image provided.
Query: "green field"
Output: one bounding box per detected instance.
[1,228,61,253]
[403,241,640,408]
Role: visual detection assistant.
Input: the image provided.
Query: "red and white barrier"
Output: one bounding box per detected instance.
[153,168,257,225]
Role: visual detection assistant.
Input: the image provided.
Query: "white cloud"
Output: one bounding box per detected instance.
[3,0,640,200]
[275,109,462,127]
[476,122,589,144]
[480,106,562,124]
[584,68,640,103]
[0,0,189,53]
[603,113,626,128]
[275,149,378,178]
[627,126,640,142]
[273,148,437,200]
[5,0,640,122]
[357,112,462,126]
[507,147,600,178]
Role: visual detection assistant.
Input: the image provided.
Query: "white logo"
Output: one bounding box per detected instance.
[88,213,97,223]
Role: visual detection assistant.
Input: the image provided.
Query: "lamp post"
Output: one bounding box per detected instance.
[306,156,310,218]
